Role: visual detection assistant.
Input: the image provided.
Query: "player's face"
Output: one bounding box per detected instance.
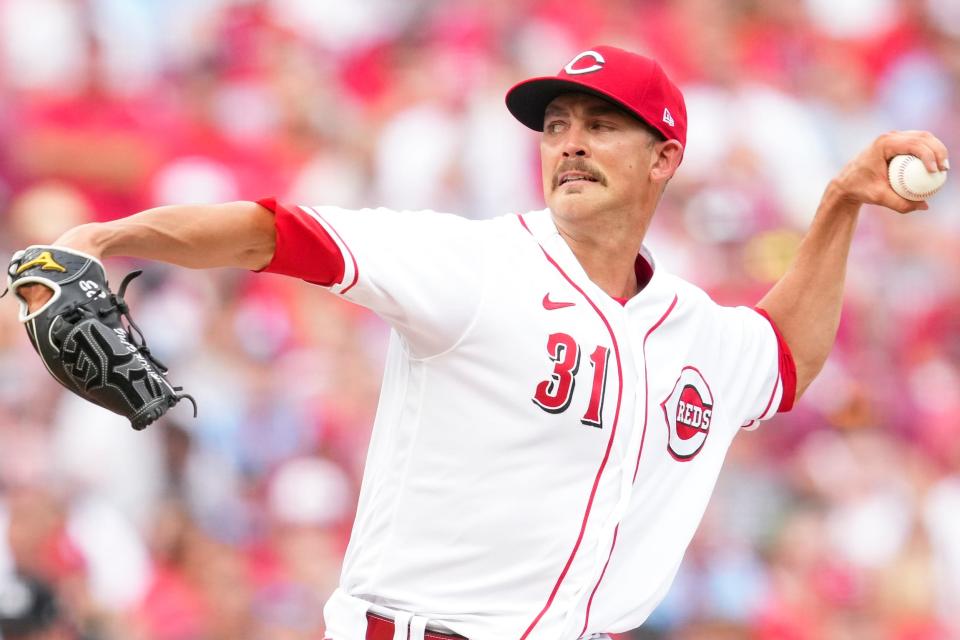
[540,93,659,220]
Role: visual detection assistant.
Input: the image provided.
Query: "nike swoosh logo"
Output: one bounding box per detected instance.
[542,293,575,310]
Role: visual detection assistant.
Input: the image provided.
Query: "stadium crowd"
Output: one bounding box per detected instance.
[0,0,958,638]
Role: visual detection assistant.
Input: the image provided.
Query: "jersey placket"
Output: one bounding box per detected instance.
[566,267,680,637]
[564,303,639,638]
[517,221,638,639]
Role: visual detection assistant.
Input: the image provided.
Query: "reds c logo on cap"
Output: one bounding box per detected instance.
[661,367,714,461]
[563,50,606,75]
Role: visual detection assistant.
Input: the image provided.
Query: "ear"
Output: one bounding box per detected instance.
[650,140,684,182]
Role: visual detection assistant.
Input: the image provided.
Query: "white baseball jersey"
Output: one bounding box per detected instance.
[260,202,796,640]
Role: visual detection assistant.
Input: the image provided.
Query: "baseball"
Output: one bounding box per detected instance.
[887,154,948,201]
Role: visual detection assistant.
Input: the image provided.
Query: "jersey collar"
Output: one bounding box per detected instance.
[527,208,665,304]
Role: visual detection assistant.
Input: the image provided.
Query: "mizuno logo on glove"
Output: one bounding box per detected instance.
[16,250,67,274]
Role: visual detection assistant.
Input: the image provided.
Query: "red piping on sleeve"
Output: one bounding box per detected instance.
[752,307,797,412]
[255,197,345,286]
[303,206,360,295]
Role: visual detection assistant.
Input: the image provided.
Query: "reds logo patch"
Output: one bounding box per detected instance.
[660,367,714,461]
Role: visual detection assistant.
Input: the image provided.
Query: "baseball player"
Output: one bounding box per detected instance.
[12,46,949,639]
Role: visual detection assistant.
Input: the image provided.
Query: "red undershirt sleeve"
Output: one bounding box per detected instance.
[255,197,345,286]
[752,307,798,412]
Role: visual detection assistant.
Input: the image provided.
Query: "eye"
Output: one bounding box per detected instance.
[544,120,566,135]
[591,120,615,131]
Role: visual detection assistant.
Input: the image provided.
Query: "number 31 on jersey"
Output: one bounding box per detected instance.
[532,332,610,428]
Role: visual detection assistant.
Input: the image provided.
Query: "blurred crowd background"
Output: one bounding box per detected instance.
[0,0,958,638]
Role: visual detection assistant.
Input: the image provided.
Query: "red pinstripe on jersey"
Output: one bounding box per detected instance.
[516,213,625,640]
[579,294,678,636]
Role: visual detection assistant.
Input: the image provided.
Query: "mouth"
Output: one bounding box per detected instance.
[556,172,601,188]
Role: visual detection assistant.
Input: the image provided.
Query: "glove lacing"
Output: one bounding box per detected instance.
[113,270,198,418]
[61,269,198,419]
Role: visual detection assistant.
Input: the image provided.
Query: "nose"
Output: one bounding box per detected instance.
[561,123,590,158]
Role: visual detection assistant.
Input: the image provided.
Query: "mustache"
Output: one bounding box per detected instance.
[553,159,607,188]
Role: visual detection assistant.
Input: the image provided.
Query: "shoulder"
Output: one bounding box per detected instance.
[651,267,755,335]
[308,205,496,240]
[488,208,548,231]
[659,272,771,344]
[653,265,716,310]
[461,209,551,245]
[671,275,713,304]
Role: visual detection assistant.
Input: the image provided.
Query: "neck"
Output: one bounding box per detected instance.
[552,207,652,299]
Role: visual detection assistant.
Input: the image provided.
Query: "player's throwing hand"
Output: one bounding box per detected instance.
[832,130,950,214]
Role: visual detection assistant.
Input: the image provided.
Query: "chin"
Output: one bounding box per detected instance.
[548,192,603,219]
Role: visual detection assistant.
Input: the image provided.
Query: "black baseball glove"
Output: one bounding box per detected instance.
[5,246,196,430]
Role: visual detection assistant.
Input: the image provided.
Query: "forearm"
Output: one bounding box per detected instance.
[54,201,276,270]
[757,182,861,397]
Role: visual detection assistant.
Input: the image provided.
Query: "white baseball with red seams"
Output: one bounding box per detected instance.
[887,154,948,201]
[259,202,796,640]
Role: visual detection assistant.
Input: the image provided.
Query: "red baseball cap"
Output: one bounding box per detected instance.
[505,46,687,148]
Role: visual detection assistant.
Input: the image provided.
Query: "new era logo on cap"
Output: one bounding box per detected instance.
[505,45,688,151]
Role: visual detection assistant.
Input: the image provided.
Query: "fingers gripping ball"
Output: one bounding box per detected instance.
[887,154,948,201]
[5,246,197,430]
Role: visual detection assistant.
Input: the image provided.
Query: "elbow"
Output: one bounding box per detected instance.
[240,234,276,271]
[792,354,829,404]
[224,201,277,270]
